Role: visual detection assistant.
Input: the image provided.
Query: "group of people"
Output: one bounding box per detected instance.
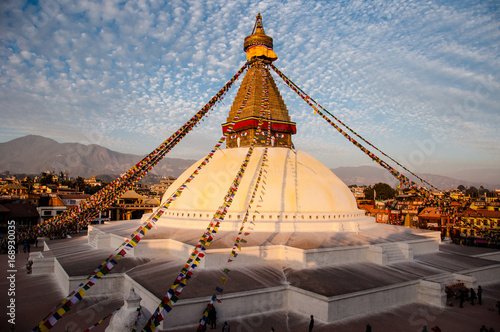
[459,285,483,308]
[198,305,230,332]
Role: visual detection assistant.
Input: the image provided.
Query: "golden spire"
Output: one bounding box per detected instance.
[243,13,277,62]
[222,13,295,149]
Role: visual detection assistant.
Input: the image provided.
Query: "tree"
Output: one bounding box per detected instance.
[85,185,103,195]
[39,172,57,185]
[21,176,34,192]
[364,182,396,201]
[478,186,490,197]
[466,186,479,198]
[457,185,466,191]
[364,186,374,200]
[75,177,85,192]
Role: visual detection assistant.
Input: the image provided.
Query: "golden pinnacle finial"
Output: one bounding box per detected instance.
[243,13,277,62]
[252,13,265,35]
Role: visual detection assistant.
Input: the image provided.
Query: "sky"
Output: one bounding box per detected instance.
[0,0,499,184]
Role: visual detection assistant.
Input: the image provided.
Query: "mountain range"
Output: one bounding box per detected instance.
[0,135,195,178]
[331,165,499,190]
[1,135,498,190]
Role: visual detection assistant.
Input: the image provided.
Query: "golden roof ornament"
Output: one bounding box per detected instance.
[243,13,278,62]
[222,13,295,149]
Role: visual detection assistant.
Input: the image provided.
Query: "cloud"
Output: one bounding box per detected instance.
[0,0,499,180]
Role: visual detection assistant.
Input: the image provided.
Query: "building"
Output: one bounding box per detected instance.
[350,185,366,199]
[417,207,450,236]
[456,208,500,246]
[37,194,67,223]
[150,177,177,196]
[84,175,103,187]
[470,199,500,212]
[109,190,159,221]
[0,182,29,197]
[58,194,111,224]
[0,198,39,232]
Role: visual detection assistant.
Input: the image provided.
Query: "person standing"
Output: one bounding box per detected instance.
[309,315,314,332]
[459,289,465,308]
[209,305,217,329]
[222,321,230,332]
[470,287,476,305]
[478,285,483,305]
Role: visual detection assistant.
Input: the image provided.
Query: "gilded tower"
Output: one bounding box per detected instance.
[222,13,296,148]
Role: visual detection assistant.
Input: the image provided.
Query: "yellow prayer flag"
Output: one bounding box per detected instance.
[38,322,50,332]
[56,307,66,316]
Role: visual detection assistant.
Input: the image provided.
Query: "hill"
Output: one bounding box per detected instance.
[0,135,196,178]
[331,165,499,190]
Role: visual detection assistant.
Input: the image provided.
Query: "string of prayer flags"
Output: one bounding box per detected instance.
[270,63,436,196]
[83,308,121,332]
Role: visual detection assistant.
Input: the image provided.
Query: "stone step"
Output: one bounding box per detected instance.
[382,244,406,263]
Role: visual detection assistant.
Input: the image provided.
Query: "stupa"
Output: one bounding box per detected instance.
[154,13,370,236]
[27,14,500,332]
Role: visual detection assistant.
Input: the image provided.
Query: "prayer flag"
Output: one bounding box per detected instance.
[48,316,58,326]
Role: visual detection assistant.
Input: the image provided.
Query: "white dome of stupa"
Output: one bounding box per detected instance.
[158,147,373,232]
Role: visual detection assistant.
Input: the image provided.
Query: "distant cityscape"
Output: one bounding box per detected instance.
[1,169,499,250]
